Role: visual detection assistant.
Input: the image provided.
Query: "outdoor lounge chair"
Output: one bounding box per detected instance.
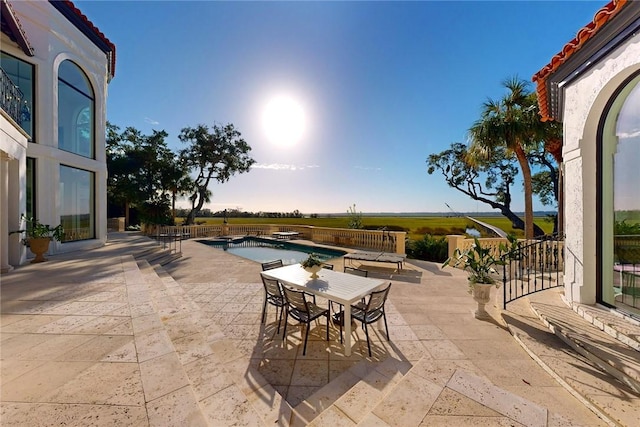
[261,259,284,271]
[282,286,330,355]
[350,283,392,356]
[260,276,286,333]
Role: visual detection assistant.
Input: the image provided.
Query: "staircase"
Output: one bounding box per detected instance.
[507,295,640,427]
[123,255,294,425]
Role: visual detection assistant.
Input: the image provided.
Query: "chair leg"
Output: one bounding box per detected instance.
[276,305,284,334]
[302,322,310,356]
[326,313,329,341]
[261,298,268,323]
[383,313,390,341]
[363,322,372,357]
[332,302,344,344]
[282,310,288,342]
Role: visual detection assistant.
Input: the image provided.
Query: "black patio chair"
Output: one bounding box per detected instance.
[281,286,330,355]
[344,266,368,277]
[261,259,283,271]
[260,276,285,333]
[350,283,392,356]
[331,266,370,342]
[322,263,334,270]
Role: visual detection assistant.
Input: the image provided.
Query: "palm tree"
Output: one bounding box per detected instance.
[468,77,542,239]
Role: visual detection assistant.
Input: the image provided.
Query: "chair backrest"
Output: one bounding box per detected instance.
[262,259,284,271]
[344,266,368,277]
[282,286,309,313]
[365,283,391,313]
[261,276,283,299]
[322,263,334,270]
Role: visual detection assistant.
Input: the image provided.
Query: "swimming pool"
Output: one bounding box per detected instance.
[197,236,347,265]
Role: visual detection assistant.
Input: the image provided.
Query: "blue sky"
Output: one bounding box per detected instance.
[77,0,603,214]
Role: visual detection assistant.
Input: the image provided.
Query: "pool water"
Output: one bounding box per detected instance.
[198,237,346,265]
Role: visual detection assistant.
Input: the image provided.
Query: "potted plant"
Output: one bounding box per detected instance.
[443,236,512,319]
[10,215,64,263]
[301,253,323,278]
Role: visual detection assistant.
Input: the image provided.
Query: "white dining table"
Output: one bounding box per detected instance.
[260,263,387,356]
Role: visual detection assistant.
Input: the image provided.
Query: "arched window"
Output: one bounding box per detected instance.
[57,60,94,158]
[600,73,640,315]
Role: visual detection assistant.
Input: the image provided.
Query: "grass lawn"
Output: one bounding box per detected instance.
[182,215,555,241]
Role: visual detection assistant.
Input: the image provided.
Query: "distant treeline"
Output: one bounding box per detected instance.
[172,208,557,219]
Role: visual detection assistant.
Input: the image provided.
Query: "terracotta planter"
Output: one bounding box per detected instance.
[471,282,494,319]
[28,237,51,263]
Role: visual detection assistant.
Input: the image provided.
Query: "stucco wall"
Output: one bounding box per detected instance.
[3,1,111,260]
[561,31,640,304]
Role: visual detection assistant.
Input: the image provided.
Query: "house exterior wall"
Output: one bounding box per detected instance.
[0,1,111,266]
[0,113,28,270]
[561,31,640,304]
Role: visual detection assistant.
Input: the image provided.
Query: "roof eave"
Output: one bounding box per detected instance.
[1,0,35,56]
[49,0,116,80]
[532,0,633,122]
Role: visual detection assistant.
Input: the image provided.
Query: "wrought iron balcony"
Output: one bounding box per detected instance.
[1,66,25,125]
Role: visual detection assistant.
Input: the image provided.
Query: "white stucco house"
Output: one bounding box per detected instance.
[534,0,640,317]
[1,0,115,271]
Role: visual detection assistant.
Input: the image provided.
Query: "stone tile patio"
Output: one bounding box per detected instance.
[0,233,618,425]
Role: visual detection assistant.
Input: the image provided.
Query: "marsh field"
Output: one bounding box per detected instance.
[185,215,556,241]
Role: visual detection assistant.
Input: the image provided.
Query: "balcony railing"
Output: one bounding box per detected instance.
[1,67,24,125]
[148,224,407,255]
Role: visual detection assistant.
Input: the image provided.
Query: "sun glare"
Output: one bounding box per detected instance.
[262,95,306,147]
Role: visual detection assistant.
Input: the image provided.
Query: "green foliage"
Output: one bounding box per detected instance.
[178,124,255,224]
[442,236,516,285]
[347,204,363,229]
[301,253,323,268]
[615,219,640,235]
[139,200,173,226]
[181,215,554,240]
[10,214,64,244]
[407,234,448,262]
[467,77,560,239]
[107,122,190,226]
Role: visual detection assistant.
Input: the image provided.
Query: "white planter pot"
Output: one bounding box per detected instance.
[471,282,494,319]
[304,264,322,279]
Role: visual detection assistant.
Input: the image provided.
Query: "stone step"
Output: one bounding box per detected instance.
[574,304,640,352]
[133,245,164,259]
[137,260,287,426]
[130,258,210,426]
[134,245,182,267]
[514,300,640,427]
[290,356,411,426]
[349,356,567,427]
[531,302,640,395]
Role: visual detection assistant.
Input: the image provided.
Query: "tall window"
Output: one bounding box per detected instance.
[600,73,640,315]
[26,157,36,221]
[1,52,34,138]
[58,60,94,158]
[60,165,94,242]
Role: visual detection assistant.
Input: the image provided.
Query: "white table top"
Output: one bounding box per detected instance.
[260,264,386,305]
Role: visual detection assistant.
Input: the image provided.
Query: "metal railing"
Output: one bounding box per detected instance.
[502,233,564,309]
[1,67,24,125]
[615,235,640,311]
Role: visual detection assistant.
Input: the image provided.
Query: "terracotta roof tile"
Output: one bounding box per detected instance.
[532,0,628,121]
[58,0,116,79]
